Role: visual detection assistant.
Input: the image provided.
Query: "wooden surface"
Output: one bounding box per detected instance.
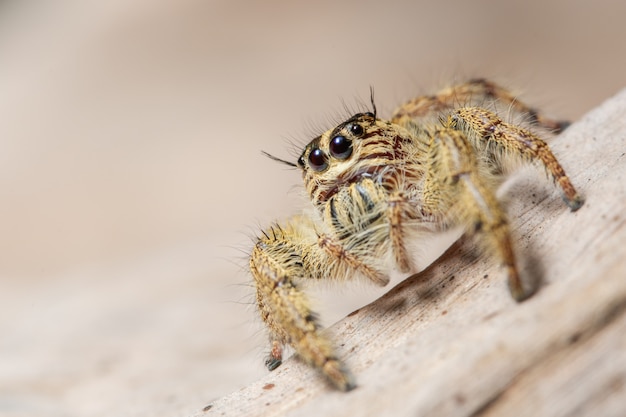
[198,88,626,417]
[3,5,626,417]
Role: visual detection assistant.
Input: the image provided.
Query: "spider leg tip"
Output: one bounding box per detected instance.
[565,194,585,212]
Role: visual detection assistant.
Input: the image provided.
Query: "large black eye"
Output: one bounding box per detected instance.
[329,135,352,160]
[308,148,328,171]
[349,123,364,136]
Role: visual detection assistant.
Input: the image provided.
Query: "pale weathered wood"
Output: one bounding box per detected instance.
[198,88,626,417]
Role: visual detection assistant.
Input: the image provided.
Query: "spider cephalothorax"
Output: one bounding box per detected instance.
[249,79,583,391]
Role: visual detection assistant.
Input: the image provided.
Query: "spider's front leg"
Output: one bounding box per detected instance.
[250,215,356,391]
[422,128,531,301]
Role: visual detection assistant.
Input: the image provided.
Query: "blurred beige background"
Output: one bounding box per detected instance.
[1,1,624,416]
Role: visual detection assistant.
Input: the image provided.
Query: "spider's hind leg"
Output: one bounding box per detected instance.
[391,79,569,133]
[452,106,584,211]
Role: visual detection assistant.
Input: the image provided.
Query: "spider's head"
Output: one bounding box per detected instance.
[297,112,409,206]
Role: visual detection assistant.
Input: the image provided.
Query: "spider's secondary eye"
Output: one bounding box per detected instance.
[308,148,328,171]
[349,123,364,136]
[329,135,352,160]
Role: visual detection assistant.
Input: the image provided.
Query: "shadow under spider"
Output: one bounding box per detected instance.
[368,232,546,316]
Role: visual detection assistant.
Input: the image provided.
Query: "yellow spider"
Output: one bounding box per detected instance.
[249,79,583,391]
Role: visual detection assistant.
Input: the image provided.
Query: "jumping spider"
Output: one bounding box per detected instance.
[250,79,584,391]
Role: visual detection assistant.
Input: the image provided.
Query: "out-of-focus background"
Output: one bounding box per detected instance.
[1,1,624,416]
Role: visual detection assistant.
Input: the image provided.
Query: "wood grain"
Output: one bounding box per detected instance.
[198,88,626,417]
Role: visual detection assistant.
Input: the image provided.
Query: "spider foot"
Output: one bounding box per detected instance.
[322,358,356,392]
[564,194,585,212]
[265,340,283,371]
[507,266,537,302]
